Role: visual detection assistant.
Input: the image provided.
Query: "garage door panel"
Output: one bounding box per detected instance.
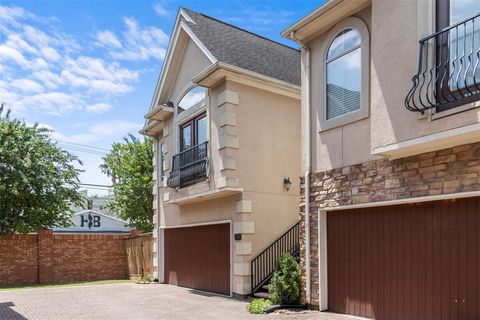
[328,197,480,320]
[164,223,230,295]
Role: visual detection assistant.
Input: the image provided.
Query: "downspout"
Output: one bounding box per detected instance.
[290,31,311,306]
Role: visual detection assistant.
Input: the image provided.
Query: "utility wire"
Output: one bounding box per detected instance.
[53,139,111,152]
[78,183,113,188]
[60,146,107,156]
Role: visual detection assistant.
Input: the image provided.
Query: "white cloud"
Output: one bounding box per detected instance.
[32,70,62,89]
[41,46,61,61]
[97,17,168,61]
[16,92,83,115]
[153,3,170,17]
[86,102,113,113]
[11,78,44,93]
[0,44,28,66]
[0,5,148,117]
[0,6,32,28]
[96,30,122,49]
[90,120,142,135]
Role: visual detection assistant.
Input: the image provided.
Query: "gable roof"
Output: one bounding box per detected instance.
[181,8,301,86]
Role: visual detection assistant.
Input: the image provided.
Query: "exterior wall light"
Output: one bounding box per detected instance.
[283,177,292,191]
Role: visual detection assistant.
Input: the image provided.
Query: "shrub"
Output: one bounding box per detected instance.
[246,298,272,314]
[138,273,154,283]
[269,253,301,305]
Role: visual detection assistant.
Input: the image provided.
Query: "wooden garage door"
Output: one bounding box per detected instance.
[327,197,480,320]
[164,223,230,295]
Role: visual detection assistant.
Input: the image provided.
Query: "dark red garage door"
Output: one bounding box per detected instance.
[164,223,230,295]
[327,197,480,320]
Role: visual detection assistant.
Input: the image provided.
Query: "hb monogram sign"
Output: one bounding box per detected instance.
[80,213,101,229]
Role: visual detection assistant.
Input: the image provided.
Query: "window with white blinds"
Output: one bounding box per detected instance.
[326,28,362,120]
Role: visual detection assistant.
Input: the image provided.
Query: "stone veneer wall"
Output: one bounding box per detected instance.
[299,142,480,307]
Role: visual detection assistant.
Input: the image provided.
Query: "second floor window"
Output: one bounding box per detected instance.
[180,112,207,151]
[435,0,480,111]
[160,142,166,181]
[326,28,362,120]
[177,86,206,114]
[437,0,480,30]
[320,16,369,131]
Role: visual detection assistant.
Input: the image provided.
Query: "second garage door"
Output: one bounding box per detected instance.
[327,197,480,320]
[164,223,230,295]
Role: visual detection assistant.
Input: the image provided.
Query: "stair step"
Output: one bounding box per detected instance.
[262,284,270,290]
[253,292,271,299]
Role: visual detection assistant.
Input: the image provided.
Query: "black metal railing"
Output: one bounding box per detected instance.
[250,222,300,295]
[405,12,480,113]
[167,141,209,189]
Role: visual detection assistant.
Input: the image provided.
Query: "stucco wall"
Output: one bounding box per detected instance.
[307,7,378,173]
[304,2,480,173]
[154,70,301,295]
[169,38,211,104]
[159,78,300,294]
[371,0,480,150]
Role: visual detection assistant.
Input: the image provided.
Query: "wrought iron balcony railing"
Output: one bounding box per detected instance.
[405,13,480,113]
[167,141,209,189]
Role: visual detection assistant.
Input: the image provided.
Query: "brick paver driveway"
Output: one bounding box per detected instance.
[0,283,360,320]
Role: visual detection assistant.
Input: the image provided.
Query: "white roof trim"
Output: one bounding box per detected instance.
[72,210,128,224]
[193,62,300,90]
[146,10,216,115]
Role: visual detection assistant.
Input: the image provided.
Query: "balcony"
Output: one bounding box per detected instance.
[167,141,209,189]
[405,13,480,113]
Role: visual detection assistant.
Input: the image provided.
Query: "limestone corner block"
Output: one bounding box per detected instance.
[218,134,239,149]
[236,200,252,213]
[220,157,236,170]
[234,222,255,234]
[163,192,170,202]
[217,90,239,107]
[235,282,251,295]
[235,242,252,255]
[219,112,236,127]
[217,177,239,188]
[234,263,251,276]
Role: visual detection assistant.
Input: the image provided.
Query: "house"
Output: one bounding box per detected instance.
[53,210,133,233]
[71,190,114,214]
[140,8,301,298]
[283,0,480,318]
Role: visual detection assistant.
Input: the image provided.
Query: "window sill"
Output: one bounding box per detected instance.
[318,108,369,132]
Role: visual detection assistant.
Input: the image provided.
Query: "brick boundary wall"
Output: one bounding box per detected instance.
[0,230,128,286]
[299,142,480,307]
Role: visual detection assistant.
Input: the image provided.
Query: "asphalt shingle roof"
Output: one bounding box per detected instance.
[182,8,301,86]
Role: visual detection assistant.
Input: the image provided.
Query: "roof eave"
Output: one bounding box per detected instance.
[192,62,300,99]
[281,0,371,42]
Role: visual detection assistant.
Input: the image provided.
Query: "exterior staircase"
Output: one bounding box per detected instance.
[250,222,300,299]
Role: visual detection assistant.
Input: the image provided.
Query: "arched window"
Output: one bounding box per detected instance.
[177,86,206,114]
[321,17,369,131]
[326,28,361,120]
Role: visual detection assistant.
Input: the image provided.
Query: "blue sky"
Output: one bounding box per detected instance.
[0,0,321,195]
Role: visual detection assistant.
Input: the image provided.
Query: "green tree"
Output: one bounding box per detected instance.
[100,134,153,232]
[0,106,84,235]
